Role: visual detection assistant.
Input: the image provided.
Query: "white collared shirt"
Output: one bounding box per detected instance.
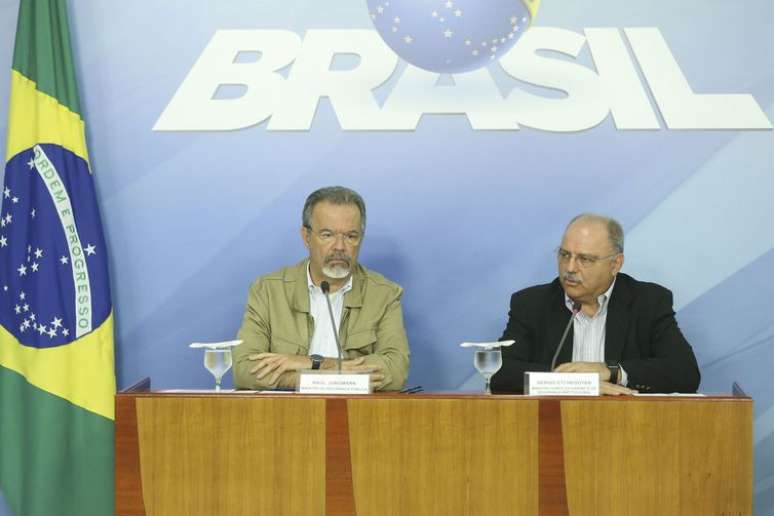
[565,277,628,386]
[307,266,352,358]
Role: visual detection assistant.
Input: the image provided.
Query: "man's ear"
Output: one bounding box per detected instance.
[612,253,624,275]
[300,226,310,250]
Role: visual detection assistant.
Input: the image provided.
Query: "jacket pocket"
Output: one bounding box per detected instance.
[270,333,302,355]
[344,328,376,355]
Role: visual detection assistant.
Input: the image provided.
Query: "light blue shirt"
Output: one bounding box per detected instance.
[565,277,629,386]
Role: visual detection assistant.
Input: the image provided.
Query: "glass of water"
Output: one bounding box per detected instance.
[474,348,502,395]
[204,348,233,392]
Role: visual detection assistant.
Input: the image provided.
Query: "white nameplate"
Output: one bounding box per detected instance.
[298,370,371,395]
[524,372,600,396]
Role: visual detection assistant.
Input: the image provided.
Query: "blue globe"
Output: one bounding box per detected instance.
[366,0,540,73]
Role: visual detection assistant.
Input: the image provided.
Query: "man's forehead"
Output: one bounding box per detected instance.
[562,221,609,250]
[311,202,361,225]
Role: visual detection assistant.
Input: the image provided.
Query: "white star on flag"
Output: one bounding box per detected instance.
[85,244,97,256]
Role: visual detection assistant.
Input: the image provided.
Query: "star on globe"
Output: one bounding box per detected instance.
[366,0,541,73]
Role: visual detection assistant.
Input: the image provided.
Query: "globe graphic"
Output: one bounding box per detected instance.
[366,0,541,73]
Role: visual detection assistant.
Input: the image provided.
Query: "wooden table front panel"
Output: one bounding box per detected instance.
[134,397,326,516]
[346,398,539,516]
[561,399,753,516]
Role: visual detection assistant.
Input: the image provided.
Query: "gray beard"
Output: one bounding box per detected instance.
[323,264,350,279]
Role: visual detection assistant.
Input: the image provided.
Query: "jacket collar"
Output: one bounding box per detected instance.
[604,273,632,362]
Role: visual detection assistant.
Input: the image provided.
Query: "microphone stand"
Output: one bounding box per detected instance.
[550,301,582,371]
[320,281,343,373]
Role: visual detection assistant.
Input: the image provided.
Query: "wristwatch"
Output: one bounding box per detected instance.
[606,361,620,384]
[310,354,324,370]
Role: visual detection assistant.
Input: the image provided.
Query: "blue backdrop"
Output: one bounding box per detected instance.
[1,1,773,514]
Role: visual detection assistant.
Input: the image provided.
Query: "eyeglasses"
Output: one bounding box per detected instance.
[556,247,619,268]
[306,226,362,246]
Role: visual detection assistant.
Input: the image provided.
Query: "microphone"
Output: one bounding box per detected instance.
[320,281,344,373]
[550,301,582,371]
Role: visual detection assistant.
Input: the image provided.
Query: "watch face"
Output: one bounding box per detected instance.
[311,354,323,369]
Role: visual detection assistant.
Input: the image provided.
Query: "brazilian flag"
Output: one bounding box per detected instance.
[0,1,115,515]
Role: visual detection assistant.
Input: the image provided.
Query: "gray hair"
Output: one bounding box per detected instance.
[566,213,624,253]
[302,186,366,232]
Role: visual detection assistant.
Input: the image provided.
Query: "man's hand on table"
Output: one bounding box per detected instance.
[248,354,389,391]
[554,361,637,396]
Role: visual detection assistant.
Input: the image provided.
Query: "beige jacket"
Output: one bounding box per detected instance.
[233,259,410,390]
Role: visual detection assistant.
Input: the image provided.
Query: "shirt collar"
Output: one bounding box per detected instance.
[307,263,353,295]
[565,276,617,314]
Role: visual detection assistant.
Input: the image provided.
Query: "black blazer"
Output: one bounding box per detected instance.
[491,273,700,394]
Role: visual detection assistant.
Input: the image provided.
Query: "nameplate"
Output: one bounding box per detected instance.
[524,372,600,396]
[298,370,371,395]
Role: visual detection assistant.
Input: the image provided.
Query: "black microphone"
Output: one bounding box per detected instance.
[550,301,582,371]
[320,281,343,373]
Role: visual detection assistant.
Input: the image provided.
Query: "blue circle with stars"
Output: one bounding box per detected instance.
[366,0,537,73]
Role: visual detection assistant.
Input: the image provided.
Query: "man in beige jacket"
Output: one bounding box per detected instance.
[233,186,410,391]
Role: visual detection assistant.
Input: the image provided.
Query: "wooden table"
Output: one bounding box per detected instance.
[116,381,752,516]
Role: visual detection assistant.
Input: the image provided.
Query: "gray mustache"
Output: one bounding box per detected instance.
[325,254,351,265]
[563,273,582,283]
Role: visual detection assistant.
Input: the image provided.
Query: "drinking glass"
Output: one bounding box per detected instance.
[204,348,233,392]
[474,348,502,395]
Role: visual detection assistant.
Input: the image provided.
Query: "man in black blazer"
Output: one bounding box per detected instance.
[491,214,700,395]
